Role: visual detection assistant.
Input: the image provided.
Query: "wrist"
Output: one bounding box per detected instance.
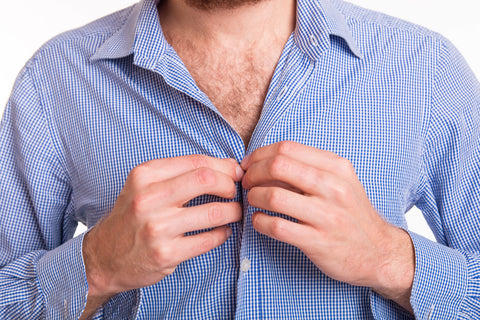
[373,225,415,312]
[82,227,116,299]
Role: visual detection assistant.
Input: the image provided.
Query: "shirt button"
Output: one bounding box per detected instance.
[426,304,435,320]
[240,258,251,272]
[310,34,319,47]
[63,299,68,317]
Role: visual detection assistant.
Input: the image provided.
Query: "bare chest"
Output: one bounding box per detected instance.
[191,60,272,145]
[173,45,280,145]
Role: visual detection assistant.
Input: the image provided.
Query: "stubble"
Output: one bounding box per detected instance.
[186,0,265,10]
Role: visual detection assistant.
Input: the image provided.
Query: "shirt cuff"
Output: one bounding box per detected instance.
[36,233,89,319]
[102,289,141,319]
[36,231,141,319]
[408,231,468,319]
[369,289,414,319]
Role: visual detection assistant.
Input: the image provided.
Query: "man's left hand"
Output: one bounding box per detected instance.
[241,141,415,312]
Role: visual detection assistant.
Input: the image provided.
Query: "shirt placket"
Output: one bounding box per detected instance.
[235,44,317,319]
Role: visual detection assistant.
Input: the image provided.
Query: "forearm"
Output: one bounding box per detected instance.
[371,226,415,314]
[370,230,480,319]
[80,229,114,320]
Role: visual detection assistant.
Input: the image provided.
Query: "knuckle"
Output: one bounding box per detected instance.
[143,221,157,239]
[267,188,286,209]
[338,157,355,175]
[131,193,149,215]
[269,156,289,178]
[277,141,294,155]
[155,185,173,202]
[332,184,349,202]
[143,221,167,240]
[195,167,217,187]
[129,164,149,184]
[189,155,209,169]
[311,169,323,186]
[231,202,243,219]
[153,245,173,266]
[207,204,224,225]
[198,234,216,252]
[271,218,287,238]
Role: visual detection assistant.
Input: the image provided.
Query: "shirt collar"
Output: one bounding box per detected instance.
[91,0,168,69]
[296,0,362,60]
[91,0,362,65]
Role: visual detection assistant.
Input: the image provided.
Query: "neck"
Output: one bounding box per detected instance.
[158,0,296,49]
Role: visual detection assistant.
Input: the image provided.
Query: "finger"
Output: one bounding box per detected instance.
[131,155,244,186]
[175,202,242,235]
[242,155,305,190]
[252,212,315,251]
[247,187,321,225]
[243,155,346,198]
[142,167,240,208]
[242,141,341,174]
[254,181,304,194]
[173,226,233,264]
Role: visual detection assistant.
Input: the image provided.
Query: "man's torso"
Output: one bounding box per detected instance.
[162,31,289,145]
[4,0,446,318]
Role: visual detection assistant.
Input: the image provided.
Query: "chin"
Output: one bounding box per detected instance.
[186,0,264,10]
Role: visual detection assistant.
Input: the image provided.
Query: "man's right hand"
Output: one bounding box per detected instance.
[80,155,244,317]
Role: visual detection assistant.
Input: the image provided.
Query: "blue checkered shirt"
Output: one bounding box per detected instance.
[1,0,480,318]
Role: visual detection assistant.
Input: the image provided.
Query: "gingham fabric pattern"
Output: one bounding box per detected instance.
[1,0,480,318]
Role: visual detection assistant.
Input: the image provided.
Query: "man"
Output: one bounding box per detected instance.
[0,0,479,318]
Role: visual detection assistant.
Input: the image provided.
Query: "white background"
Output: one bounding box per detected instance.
[2,0,480,240]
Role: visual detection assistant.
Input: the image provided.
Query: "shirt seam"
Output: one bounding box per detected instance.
[417,37,444,206]
[21,5,135,185]
[27,6,134,65]
[23,65,72,186]
[343,6,444,42]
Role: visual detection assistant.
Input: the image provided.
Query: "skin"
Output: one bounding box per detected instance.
[186,0,263,10]
[81,156,244,318]
[156,0,295,145]
[80,0,415,318]
[241,141,415,313]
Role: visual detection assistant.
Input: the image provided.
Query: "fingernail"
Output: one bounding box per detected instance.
[226,227,233,237]
[236,165,244,180]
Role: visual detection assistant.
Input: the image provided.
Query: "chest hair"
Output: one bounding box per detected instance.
[168,38,281,145]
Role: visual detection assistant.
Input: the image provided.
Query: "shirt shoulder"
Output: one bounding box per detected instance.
[25,5,135,68]
[330,0,445,41]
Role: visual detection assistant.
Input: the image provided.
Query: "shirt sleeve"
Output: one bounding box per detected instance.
[369,37,480,319]
[408,37,480,319]
[0,66,89,318]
